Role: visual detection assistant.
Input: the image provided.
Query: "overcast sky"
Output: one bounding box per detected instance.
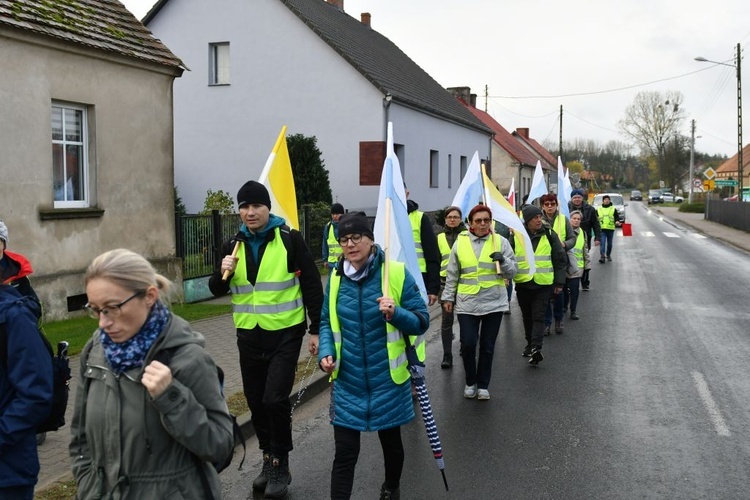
[123,0,749,158]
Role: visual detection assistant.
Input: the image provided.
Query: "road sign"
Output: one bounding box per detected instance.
[703,167,716,180]
[704,180,715,191]
[715,179,737,187]
[693,178,702,187]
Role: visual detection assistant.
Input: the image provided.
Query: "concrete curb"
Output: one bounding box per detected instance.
[651,206,750,255]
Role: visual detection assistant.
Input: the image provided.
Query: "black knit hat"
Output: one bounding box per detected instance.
[338,212,374,240]
[521,205,543,224]
[237,180,271,209]
[330,203,345,215]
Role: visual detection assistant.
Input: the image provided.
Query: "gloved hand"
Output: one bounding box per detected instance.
[489,251,505,264]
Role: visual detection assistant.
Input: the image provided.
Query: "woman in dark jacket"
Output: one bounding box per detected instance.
[318,213,429,500]
[70,249,234,500]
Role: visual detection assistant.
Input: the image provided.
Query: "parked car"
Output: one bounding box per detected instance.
[647,189,663,204]
[660,192,684,203]
[591,193,626,223]
[630,190,642,201]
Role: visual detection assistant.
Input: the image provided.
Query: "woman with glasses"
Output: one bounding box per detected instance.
[318,212,429,500]
[441,204,517,401]
[70,249,233,500]
[539,193,575,335]
[437,206,464,369]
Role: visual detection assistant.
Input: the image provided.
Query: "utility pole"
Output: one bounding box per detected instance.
[559,105,563,160]
[736,42,743,201]
[689,119,695,204]
[484,84,488,113]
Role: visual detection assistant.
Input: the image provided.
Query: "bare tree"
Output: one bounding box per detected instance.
[617,90,686,185]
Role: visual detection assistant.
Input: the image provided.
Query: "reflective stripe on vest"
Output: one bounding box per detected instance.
[230,229,305,330]
[326,224,342,265]
[408,211,427,273]
[572,230,584,268]
[437,233,451,277]
[513,232,554,285]
[455,232,503,295]
[328,261,425,384]
[598,205,615,230]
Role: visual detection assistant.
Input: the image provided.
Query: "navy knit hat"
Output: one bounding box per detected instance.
[571,188,585,198]
[237,181,271,209]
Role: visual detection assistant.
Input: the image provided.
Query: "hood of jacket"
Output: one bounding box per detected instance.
[407,199,419,214]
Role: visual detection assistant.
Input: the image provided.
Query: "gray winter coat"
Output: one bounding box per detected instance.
[69,315,234,500]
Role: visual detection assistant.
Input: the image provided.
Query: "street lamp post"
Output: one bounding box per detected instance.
[695,42,743,201]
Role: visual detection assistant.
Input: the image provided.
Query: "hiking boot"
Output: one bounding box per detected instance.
[599,257,605,264]
[581,284,590,291]
[380,483,401,500]
[529,349,544,366]
[607,255,612,262]
[463,384,477,399]
[570,311,580,320]
[264,455,291,498]
[477,389,490,400]
[522,345,533,357]
[252,453,272,490]
[555,321,564,334]
[440,353,453,369]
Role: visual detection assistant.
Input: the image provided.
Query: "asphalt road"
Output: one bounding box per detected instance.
[219,203,750,499]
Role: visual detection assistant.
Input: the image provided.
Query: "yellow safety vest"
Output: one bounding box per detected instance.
[437,233,451,278]
[598,205,615,230]
[230,229,305,330]
[572,230,585,269]
[326,223,342,266]
[408,211,426,273]
[328,261,425,384]
[455,232,503,294]
[513,232,554,285]
[552,214,567,243]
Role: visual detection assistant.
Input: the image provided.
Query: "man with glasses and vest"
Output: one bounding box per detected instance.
[512,205,567,366]
[436,206,464,369]
[322,203,345,272]
[405,186,441,306]
[209,180,323,499]
[540,193,575,335]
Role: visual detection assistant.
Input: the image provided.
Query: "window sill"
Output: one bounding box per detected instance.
[39,207,105,220]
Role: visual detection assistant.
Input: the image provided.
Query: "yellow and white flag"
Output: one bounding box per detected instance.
[258,126,299,229]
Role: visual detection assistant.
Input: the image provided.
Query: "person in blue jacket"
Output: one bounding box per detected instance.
[318,212,429,500]
[0,284,53,500]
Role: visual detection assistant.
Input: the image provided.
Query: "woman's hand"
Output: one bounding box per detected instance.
[443,302,453,313]
[377,296,396,320]
[142,360,173,399]
[320,355,335,374]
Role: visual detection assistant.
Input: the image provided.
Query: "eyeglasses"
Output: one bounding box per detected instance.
[84,291,144,319]
[542,202,557,207]
[338,234,363,246]
[445,215,461,220]
[472,218,491,224]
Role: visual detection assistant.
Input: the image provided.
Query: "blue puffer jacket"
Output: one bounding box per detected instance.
[319,247,429,432]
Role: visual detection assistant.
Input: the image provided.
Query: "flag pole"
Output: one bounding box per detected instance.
[221,243,240,281]
[480,163,502,275]
[383,190,392,297]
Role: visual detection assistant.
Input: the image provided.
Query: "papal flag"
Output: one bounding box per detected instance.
[258,126,299,229]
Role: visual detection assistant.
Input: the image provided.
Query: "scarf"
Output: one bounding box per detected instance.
[100,300,171,375]
[343,253,375,282]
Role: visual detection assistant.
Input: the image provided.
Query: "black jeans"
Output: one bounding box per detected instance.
[516,286,553,350]
[565,277,581,313]
[457,312,503,389]
[237,324,305,457]
[331,425,404,499]
[440,307,455,355]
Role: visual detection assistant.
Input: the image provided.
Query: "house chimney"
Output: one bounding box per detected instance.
[327,0,343,11]
[470,93,477,108]
[361,12,371,27]
[516,127,530,139]
[446,86,473,107]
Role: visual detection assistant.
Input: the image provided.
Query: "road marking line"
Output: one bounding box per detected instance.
[692,234,707,239]
[642,231,655,237]
[660,295,670,309]
[691,371,731,437]
[663,232,680,238]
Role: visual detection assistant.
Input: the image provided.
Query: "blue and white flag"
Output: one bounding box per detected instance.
[557,156,570,219]
[527,160,548,205]
[450,151,484,223]
[563,166,573,208]
[374,122,427,302]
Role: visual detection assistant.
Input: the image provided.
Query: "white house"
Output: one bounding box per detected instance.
[144,0,492,214]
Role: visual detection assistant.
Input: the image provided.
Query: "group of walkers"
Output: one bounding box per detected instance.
[1,178,621,500]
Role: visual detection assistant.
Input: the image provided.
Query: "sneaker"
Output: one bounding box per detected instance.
[380,483,401,500]
[463,384,477,399]
[440,353,453,369]
[607,255,612,261]
[477,389,490,400]
[570,311,580,320]
[599,257,605,264]
[555,321,564,334]
[544,326,551,336]
[252,452,271,490]
[264,456,291,498]
[581,285,590,291]
[522,345,533,357]
[529,349,544,366]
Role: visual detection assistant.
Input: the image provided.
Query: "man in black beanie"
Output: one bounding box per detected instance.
[209,180,322,499]
[511,205,566,366]
[322,203,345,272]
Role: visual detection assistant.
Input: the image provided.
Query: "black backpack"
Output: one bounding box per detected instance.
[0,293,71,433]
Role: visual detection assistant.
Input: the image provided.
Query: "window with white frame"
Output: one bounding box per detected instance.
[52,103,89,207]
[209,42,230,85]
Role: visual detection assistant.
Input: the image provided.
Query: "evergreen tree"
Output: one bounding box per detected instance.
[174,186,187,215]
[287,133,333,205]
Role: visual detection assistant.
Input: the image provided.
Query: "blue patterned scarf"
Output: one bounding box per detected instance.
[100,301,171,375]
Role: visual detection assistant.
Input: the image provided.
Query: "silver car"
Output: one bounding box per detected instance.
[591,193,626,223]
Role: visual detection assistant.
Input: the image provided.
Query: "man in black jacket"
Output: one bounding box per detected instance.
[568,189,600,290]
[405,192,441,306]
